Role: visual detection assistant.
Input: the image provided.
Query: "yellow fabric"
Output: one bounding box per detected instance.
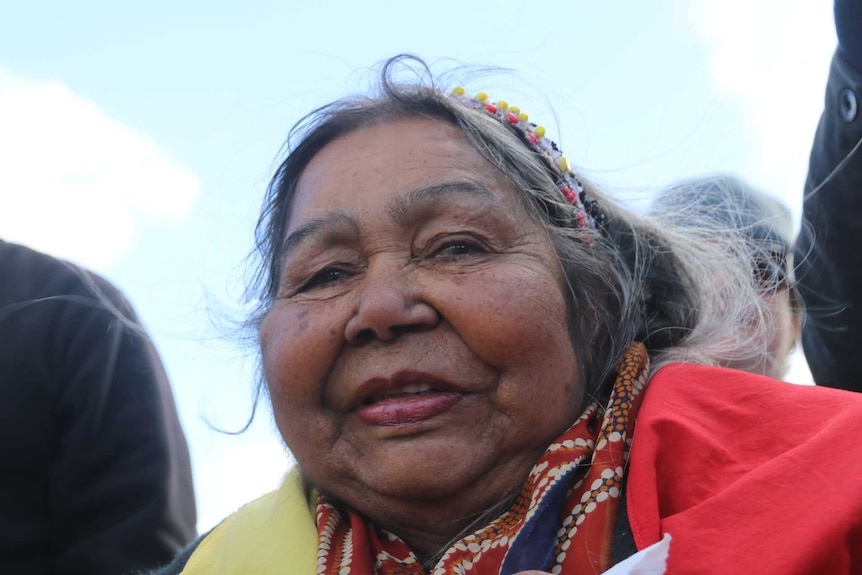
[180,468,318,574]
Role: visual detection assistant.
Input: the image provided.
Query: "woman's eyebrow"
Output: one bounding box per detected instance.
[387,181,501,226]
[280,182,500,258]
[280,212,359,259]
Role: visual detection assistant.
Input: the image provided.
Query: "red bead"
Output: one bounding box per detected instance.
[528,133,538,145]
[576,212,586,226]
[505,112,519,124]
[484,103,498,114]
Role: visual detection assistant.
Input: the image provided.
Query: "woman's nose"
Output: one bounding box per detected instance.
[344,266,439,344]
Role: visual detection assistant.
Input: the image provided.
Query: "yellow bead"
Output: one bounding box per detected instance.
[509,106,520,115]
[535,126,546,138]
[452,86,466,96]
[497,100,509,110]
[519,112,529,122]
[557,156,571,172]
[476,91,488,102]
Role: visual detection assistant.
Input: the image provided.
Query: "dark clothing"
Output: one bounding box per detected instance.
[835,0,862,72]
[146,532,206,575]
[0,241,196,574]
[795,51,862,391]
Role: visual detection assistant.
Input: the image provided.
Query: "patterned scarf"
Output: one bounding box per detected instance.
[315,343,649,575]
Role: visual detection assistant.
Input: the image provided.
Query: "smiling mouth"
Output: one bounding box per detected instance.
[356,385,463,426]
[363,382,438,404]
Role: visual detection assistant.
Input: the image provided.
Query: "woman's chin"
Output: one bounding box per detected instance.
[360,447,490,500]
[326,441,533,517]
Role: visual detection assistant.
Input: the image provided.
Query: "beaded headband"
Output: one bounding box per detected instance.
[449,87,605,230]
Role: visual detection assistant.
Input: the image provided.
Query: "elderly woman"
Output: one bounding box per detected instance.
[160,57,862,574]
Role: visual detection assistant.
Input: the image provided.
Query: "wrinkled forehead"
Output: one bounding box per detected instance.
[288,116,522,229]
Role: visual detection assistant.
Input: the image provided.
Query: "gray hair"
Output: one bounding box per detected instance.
[247,56,775,401]
[649,174,801,377]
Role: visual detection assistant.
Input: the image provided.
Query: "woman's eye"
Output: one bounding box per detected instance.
[299,267,349,292]
[435,240,485,259]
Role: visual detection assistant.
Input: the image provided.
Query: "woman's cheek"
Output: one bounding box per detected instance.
[452,266,567,355]
[261,304,350,458]
[261,304,337,407]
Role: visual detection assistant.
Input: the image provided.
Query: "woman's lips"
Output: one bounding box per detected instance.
[355,391,462,426]
[350,370,468,426]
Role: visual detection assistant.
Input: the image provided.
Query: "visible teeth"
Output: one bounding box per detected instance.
[400,383,433,394]
[367,383,435,404]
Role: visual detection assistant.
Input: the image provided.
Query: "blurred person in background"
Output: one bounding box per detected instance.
[652,175,801,380]
[0,239,196,574]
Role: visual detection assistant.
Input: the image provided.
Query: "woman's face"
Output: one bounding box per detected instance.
[260,117,583,539]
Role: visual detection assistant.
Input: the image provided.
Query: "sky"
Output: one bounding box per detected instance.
[0,1,837,531]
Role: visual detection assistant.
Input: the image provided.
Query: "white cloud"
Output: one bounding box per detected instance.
[0,68,199,269]
[689,0,835,224]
